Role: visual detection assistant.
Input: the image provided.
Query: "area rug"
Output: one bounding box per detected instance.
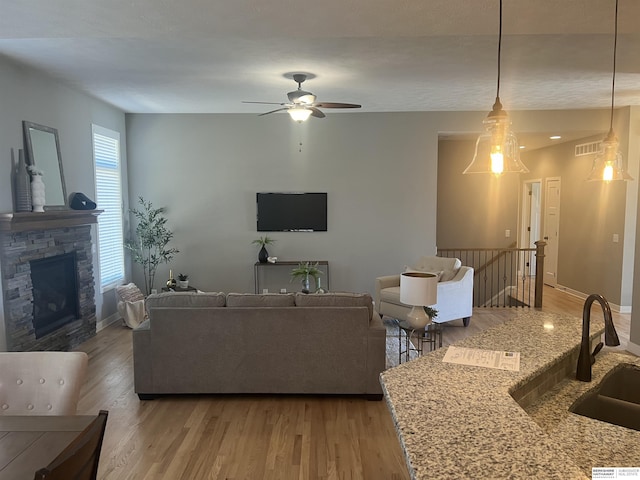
[384,318,419,369]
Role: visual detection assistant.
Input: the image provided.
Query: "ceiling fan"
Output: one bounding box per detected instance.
[243,73,361,122]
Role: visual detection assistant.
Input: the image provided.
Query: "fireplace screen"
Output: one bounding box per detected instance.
[30,252,80,338]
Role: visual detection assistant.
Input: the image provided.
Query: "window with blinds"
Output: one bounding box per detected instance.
[92,125,125,291]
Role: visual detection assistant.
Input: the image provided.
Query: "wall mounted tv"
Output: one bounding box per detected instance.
[256,192,327,232]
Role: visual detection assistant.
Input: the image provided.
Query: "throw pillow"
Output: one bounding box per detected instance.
[115,283,146,329]
[294,292,374,320]
[413,256,462,282]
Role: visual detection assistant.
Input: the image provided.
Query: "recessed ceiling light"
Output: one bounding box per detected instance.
[549,135,562,140]
[519,145,526,149]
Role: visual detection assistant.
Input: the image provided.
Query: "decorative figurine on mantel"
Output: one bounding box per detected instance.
[28,165,45,212]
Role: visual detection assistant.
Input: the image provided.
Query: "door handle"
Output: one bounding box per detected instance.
[543,236,549,240]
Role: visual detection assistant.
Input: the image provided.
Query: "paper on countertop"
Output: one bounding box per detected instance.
[442,346,521,371]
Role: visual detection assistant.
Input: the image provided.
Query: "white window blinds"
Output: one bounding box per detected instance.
[92,125,125,291]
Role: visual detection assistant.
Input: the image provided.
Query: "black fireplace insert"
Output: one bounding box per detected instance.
[30,252,80,338]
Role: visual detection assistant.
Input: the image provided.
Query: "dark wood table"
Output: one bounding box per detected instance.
[0,415,95,479]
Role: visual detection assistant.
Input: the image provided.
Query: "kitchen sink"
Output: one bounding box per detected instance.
[569,363,640,431]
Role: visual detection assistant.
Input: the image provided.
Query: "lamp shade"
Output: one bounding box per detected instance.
[400,272,437,307]
[288,107,312,122]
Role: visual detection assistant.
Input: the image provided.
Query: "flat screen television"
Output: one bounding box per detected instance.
[256,192,327,232]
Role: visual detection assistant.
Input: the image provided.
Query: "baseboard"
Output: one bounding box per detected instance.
[626,341,640,356]
[97,313,121,332]
[553,284,631,314]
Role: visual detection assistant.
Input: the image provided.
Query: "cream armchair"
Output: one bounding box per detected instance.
[0,351,88,415]
[375,256,474,327]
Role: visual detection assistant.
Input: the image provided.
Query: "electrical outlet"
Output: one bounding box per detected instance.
[613,233,619,243]
[505,229,511,238]
[280,288,287,294]
[262,288,269,294]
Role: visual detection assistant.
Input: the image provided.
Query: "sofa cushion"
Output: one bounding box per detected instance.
[146,291,226,308]
[412,256,462,282]
[295,292,374,319]
[226,292,295,307]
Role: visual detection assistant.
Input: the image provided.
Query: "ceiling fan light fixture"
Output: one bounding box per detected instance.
[463,0,527,176]
[288,106,312,122]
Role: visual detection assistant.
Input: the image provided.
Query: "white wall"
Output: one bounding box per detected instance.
[0,56,127,350]
[126,112,441,295]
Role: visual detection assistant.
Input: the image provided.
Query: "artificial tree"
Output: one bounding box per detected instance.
[124,196,179,295]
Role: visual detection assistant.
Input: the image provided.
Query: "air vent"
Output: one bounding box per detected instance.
[575,141,599,157]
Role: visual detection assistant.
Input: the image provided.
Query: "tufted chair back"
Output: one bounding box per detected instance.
[0,351,88,415]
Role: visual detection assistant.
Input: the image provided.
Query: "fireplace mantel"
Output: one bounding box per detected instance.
[0,210,103,233]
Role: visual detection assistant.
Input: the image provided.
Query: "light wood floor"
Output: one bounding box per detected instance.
[77,286,634,480]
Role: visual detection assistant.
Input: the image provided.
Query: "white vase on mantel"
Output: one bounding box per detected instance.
[31,175,46,212]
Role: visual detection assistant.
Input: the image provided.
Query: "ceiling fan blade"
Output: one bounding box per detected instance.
[243,101,288,105]
[258,108,289,116]
[314,102,361,109]
[309,107,325,119]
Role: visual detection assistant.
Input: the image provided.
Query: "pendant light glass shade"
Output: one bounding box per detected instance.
[463,98,528,175]
[587,0,632,182]
[463,0,528,176]
[288,106,312,122]
[587,129,633,182]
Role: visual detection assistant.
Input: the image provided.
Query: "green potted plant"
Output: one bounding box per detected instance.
[178,273,189,289]
[124,196,179,295]
[424,306,438,321]
[290,261,323,294]
[252,236,275,263]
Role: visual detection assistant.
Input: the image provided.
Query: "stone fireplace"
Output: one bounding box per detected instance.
[0,210,101,351]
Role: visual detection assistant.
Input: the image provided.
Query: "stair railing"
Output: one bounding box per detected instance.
[437,241,546,308]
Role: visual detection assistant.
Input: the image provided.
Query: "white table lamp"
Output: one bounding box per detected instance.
[400,272,438,329]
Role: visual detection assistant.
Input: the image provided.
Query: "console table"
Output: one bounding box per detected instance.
[254,261,330,294]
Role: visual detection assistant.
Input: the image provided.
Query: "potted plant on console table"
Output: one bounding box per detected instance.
[290,261,323,294]
[252,236,275,263]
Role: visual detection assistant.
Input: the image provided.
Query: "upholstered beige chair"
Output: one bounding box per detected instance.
[0,351,88,415]
[375,256,474,327]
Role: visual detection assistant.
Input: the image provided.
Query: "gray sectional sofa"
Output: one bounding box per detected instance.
[132,291,386,400]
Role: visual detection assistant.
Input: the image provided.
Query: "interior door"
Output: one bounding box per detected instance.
[543,178,560,286]
[521,181,541,276]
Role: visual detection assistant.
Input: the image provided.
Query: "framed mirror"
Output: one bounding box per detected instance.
[22,121,68,210]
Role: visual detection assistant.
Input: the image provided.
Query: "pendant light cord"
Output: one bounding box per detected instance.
[496,0,503,100]
[609,0,619,131]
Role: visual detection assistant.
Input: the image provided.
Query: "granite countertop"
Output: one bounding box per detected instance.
[380,309,640,479]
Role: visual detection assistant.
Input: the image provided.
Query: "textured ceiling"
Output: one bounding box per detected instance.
[1,0,639,121]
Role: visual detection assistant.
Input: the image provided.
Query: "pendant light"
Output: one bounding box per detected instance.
[586,0,633,182]
[463,0,528,176]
